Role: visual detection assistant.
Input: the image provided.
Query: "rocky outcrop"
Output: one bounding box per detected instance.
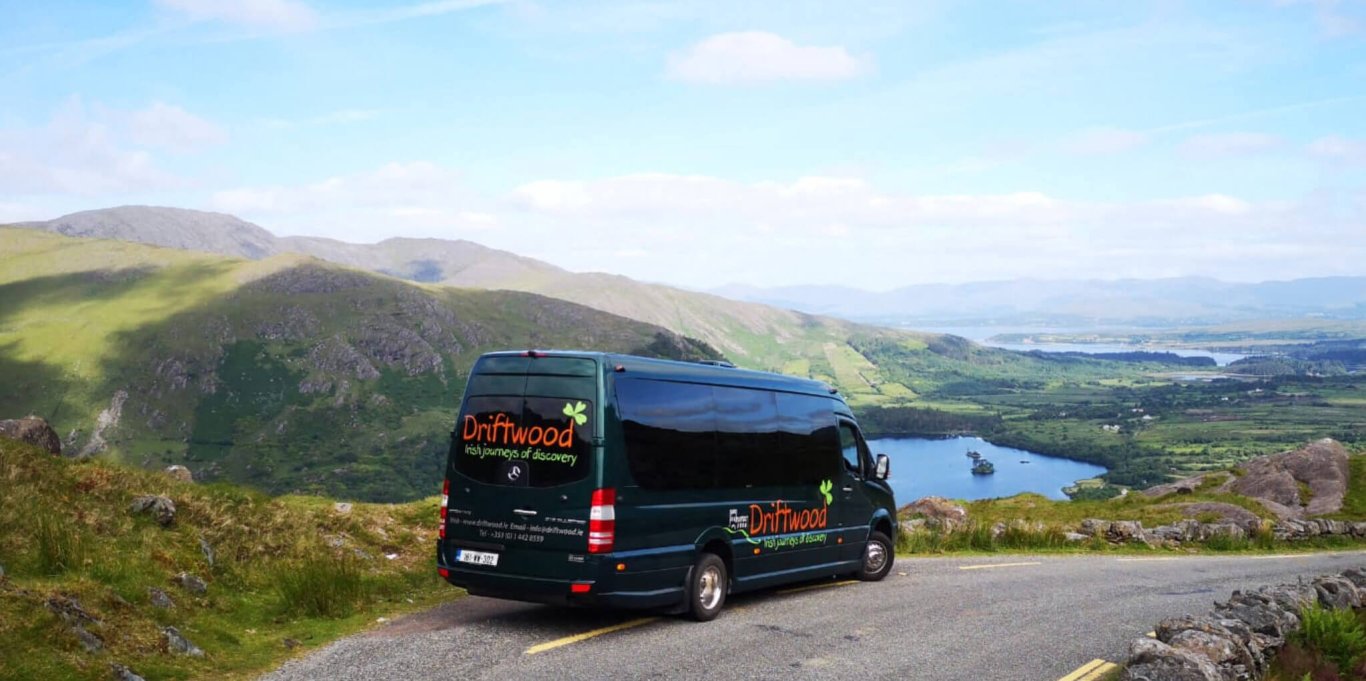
[0,416,61,455]
[1144,439,1350,520]
[1227,439,1349,518]
[899,496,968,530]
[1120,569,1366,680]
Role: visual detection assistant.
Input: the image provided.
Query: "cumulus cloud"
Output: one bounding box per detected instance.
[0,97,184,196]
[209,161,497,240]
[1179,132,1281,159]
[155,0,318,31]
[128,102,228,151]
[667,31,869,84]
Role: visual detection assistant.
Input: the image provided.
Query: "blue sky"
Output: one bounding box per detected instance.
[1,0,1364,289]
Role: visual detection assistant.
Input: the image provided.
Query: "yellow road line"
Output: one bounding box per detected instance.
[524,617,659,655]
[959,561,1042,570]
[1079,661,1118,680]
[777,579,859,595]
[1058,659,1110,681]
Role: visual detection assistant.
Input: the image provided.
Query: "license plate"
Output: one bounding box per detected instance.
[456,549,499,567]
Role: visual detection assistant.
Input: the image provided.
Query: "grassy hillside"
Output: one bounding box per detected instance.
[10,225,1344,498]
[0,437,453,681]
[0,228,718,500]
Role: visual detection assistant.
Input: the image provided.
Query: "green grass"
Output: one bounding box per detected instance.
[0,437,458,681]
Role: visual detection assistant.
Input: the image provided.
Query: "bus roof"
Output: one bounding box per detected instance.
[478,350,841,400]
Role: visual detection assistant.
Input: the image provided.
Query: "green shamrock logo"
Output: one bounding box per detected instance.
[562,401,588,426]
[819,479,833,506]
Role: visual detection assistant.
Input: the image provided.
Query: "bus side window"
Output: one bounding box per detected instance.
[838,422,862,477]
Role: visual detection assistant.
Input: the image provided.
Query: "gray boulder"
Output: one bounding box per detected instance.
[129,495,176,527]
[0,416,62,455]
[162,626,204,657]
[147,588,174,609]
[172,572,207,595]
[110,664,147,681]
[164,465,193,483]
[1313,575,1362,610]
[1122,637,1222,681]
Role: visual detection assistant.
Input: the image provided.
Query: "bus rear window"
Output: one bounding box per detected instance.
[453,395,593,487]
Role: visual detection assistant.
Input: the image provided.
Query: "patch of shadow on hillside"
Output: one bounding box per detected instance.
[0,341,79,434]
[0,263,236,324]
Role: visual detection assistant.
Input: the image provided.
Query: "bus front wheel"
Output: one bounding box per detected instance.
[857,531,894,581]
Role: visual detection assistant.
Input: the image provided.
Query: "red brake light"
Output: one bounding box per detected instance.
[570,582,592,594]
[439,479,449,539]
[588,487,615,554]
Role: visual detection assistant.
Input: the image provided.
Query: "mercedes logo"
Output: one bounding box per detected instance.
[506,465,522,482]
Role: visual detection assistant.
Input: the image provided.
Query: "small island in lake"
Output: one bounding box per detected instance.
[971,459,995,475]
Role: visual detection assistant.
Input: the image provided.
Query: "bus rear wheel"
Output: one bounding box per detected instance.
[687,553,727,621]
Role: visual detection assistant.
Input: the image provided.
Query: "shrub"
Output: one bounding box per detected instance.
[1292,603,1366,674]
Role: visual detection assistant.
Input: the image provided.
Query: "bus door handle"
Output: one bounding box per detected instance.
[513,509,537,517]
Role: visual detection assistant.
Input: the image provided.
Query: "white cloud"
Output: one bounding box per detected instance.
[1063,127,1147,156]
[156,0,319,31]
[1308,135,1366,163]
[129,102,228,151]
[209,161,496,241]
[1179,132,1281,158]
[667,31,869,85]
[0,97,183,196]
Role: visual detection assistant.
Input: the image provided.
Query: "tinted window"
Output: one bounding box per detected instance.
[776,393,841,484]
[713,386,780,487]
[617,379,717,490]
[453,395,593,487]
[617,378,839,490]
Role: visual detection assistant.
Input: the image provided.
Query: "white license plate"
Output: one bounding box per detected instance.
[456,549,499,567]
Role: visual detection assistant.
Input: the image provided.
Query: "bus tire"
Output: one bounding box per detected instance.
[857,531,894,582]
[687,553,727,621]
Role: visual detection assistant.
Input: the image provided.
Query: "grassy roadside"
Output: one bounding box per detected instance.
[0,439,460,681]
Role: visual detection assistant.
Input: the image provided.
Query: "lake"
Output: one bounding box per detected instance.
[870,435,1107,502]
[916,326,1248,366]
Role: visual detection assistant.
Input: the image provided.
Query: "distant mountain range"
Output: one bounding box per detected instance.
[712,277,1366,326]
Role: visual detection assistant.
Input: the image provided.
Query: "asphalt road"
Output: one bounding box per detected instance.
[262,552,1366,681]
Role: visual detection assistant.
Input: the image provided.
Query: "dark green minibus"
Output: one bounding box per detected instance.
[436,350,897,621]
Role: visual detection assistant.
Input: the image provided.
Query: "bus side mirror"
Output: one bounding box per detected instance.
[874,454,890,480]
